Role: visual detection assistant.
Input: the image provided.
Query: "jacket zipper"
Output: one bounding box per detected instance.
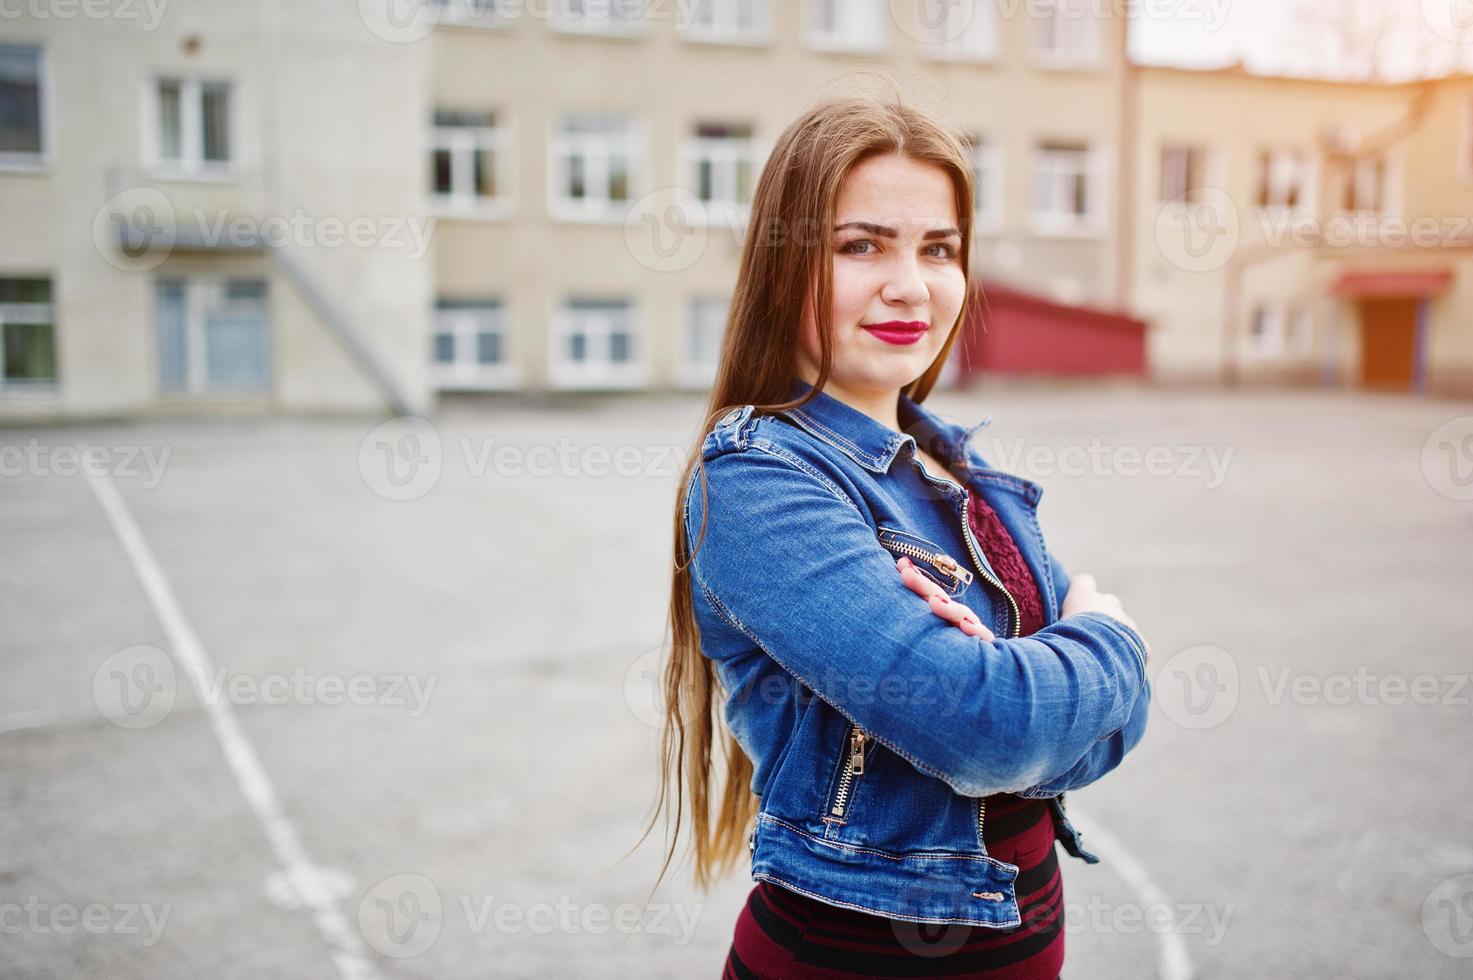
[882,538,974,590]
[955,487,1022,848]
[828,724,869,818]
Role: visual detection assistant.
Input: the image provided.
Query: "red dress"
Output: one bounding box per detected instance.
[723,493,1064,979]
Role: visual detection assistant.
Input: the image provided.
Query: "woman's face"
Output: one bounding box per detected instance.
[795,152,966,402]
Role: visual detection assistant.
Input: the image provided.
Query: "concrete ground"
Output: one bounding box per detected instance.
[2,382,1470,979]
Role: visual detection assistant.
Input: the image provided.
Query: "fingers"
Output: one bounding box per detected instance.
[897,558,995,640]
[1069,572,1097,594]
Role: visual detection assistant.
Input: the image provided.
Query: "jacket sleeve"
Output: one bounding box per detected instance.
[1016,674,1150,797]
[684,445,1150,799]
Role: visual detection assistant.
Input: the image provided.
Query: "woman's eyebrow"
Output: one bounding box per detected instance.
[833,221,961,240]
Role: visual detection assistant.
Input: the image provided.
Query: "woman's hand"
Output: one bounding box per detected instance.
[895,556,995,640]
[1061,572,1150,661]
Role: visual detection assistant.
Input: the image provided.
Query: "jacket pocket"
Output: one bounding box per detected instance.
[876,526,973,598]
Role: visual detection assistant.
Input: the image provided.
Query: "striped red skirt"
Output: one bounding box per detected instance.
[722,794,1063,979]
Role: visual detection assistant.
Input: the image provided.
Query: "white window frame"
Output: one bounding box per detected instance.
[0,279,57,391]
[678,296,728,389]
[431,110,515,218]
[1246,304,1285,360]
[426,0,512,29]
[155,277,271,393]
[1254,147,1313,215]
[1030,140,1106,237]
[679,126,760,227]
[549,0,647,38]
[549,298,646,390]
[679,0,771,45]
[1463,96,1473,184]
[804,0,890,54]
[964,133,1004,234]
[0,43,49,172]
[919,0,999,63]
[548,114,642,223]
[1287,307,1313,358]
[1343,153,1402,216]
[1034,0,1103,69]
[432,299,520,390]
[143,75,238,181]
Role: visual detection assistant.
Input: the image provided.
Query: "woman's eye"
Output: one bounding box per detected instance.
[839,239,876,255]
[926,243,959,259]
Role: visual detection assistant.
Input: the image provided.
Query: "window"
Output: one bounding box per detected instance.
[549,114,640,221]
[431,109,512,215]
[550,0,646,36]
[963,132,1003,232]
[149,77,233,177]
[156,278,269,392]
[0,44,45,168]
[1246,305,1284,359]
[1032,140,1101,234]
[1160,144,1208,205]
[1463,97,1473,183]
[920,0,998,62]
[1343,154,1393,214]
[1287,307,1312,357]
[0,278,56,388]
[1255,148,1307,211]
[551,298,643,389]
[681,122,758,225]
[1036,0,1101,68]
[432,298,518,390]
[806,0,889,53]
[681,0,769,44]
[679,296,728,389]
[426,0,509,27]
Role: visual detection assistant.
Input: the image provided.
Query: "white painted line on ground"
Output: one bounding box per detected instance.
[87,472,382,980]
[1068,806,1194,980]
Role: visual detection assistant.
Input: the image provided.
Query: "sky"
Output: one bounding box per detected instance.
[1129,0,1473,81]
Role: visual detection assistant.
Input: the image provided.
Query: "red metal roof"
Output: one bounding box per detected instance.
[1331,269,1454,297]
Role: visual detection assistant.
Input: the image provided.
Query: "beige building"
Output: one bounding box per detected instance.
[1134,65,1473,395]
[1,2,1469,421]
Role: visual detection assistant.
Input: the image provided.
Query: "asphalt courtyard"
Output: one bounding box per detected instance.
[2,381,1471,979]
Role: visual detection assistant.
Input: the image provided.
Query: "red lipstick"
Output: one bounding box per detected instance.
[861,320,929,345]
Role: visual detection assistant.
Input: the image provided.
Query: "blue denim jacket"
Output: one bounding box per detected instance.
[682,377,1151,927]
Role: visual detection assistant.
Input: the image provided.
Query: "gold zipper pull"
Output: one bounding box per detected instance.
[930,553,974,587]
[849,729,868,776]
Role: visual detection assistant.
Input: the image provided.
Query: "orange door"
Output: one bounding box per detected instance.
[1358,298,1418,389]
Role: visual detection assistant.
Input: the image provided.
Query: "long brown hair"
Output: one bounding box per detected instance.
[630,89,977,902]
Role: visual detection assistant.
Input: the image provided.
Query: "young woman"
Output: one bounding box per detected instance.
[643,94,1153,979]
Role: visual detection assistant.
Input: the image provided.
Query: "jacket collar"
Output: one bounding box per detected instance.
[780,377,993,476]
